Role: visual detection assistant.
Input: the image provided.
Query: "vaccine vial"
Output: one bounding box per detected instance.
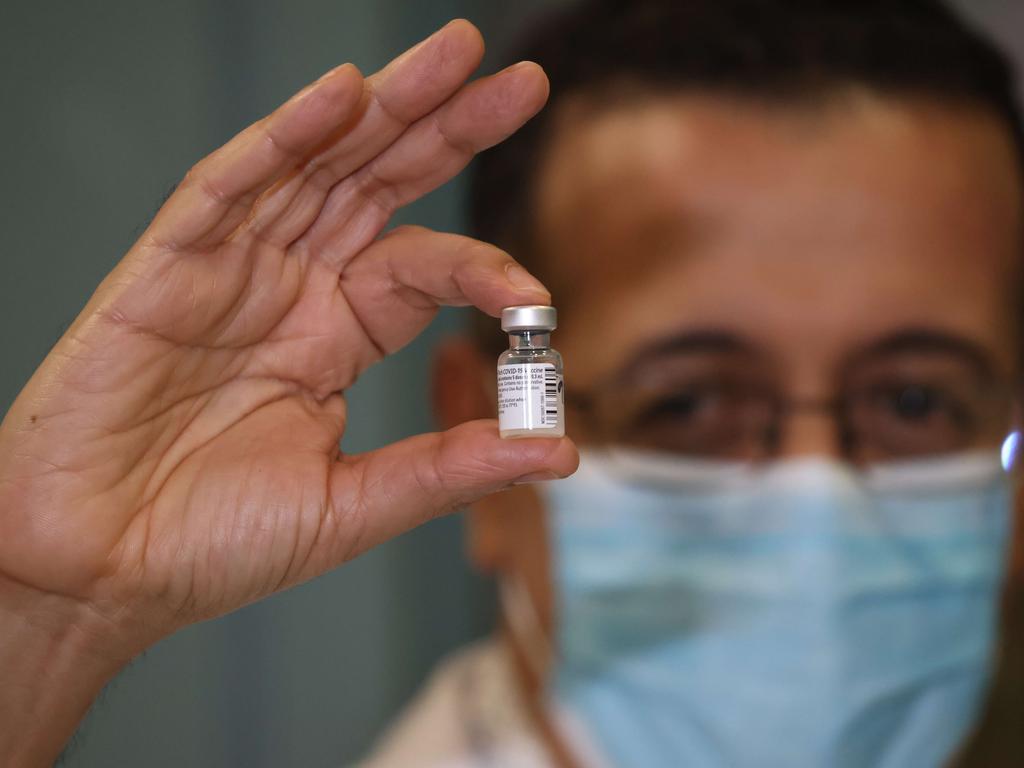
[498,305,565,438]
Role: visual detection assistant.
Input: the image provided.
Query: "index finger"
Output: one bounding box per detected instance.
[341,226,551,364]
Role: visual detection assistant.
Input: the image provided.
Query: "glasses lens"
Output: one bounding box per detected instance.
[596,354,775,459]
[842,351,1009,460]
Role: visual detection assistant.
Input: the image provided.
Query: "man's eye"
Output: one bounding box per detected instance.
[872,384,967,427]
[634,388,749,428]
[639,392,712,422]
[887,385,940,422]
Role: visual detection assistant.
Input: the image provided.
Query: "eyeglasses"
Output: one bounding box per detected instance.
[566,342,1015,464]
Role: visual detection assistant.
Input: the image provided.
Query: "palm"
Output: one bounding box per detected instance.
[0,21,576,653]
[108,240,364,625]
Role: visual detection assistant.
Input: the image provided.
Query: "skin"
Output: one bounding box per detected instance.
[434,90,1024,764]
[0,21,580,768]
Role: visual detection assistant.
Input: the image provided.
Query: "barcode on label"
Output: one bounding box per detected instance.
[543,367,559,426]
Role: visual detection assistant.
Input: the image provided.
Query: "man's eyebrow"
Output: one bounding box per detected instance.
[614,329,757,377]
[851,328,997,378]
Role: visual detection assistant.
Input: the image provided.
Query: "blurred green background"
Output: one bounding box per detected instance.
[1,1,1021,766]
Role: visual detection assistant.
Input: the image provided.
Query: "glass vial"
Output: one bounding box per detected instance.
[498,305,565,438]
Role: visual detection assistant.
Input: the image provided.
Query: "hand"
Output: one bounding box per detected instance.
[0,20,577,764]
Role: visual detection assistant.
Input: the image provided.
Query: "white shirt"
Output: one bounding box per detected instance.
[355,639,609,768]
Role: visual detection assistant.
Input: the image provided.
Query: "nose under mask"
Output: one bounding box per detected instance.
[511,449,1014,768]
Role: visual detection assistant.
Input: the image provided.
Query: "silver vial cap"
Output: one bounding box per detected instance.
[501,305,557,332]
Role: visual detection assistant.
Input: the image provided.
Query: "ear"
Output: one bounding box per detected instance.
[431,334,500,571]
[431,335,495,429]
[465,484,540,573]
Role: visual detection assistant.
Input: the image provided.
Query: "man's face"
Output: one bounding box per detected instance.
[436,90,1024,647]
[540,91,1022,454]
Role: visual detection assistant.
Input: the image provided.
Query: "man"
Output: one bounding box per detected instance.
[361,1,1024,766]
[0,1,1020,767]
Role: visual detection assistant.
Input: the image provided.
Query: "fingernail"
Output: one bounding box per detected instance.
[512,470,560,486]
[505,263,549,295]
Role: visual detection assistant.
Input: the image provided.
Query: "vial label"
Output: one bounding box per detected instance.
[498,363,562,431]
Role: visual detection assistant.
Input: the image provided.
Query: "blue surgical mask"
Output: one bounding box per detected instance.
[528,449,1013,768]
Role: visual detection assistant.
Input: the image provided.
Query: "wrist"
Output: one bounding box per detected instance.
[0,579,129,767]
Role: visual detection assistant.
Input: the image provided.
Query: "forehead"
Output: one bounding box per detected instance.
[533,91,1023,386]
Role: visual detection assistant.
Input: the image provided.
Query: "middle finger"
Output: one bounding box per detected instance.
[245,19,486,248]
[296,60,549,268]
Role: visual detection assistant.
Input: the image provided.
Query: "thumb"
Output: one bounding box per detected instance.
[328,419,578,561]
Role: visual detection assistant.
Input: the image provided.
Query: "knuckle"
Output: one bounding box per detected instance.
[463,237,508,264]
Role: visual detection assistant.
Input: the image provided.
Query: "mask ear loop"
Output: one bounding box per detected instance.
[499,574,553,687]
[500,575,595,768]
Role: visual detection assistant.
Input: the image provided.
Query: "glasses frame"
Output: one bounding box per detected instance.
[566,375,1017,465]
